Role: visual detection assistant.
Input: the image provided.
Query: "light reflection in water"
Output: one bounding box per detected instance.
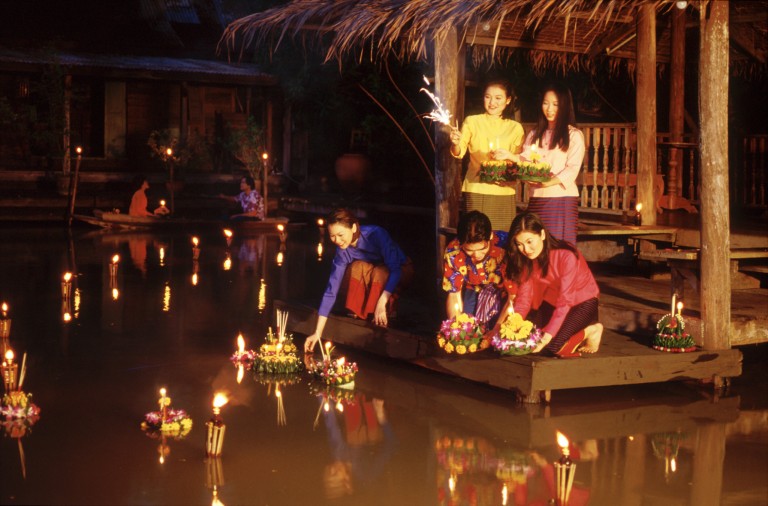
[73,288,81,318]
[111,287,119,300]
[223,252,232,271]
[163,283,171,312]
[258,279,267,312]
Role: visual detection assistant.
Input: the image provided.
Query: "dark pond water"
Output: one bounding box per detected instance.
[0,224,766,506]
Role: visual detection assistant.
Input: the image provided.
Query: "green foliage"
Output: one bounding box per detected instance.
[230,116,267,181]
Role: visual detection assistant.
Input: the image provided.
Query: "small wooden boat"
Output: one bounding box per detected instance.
[74,210,291,231]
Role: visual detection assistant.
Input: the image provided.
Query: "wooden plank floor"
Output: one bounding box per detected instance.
[276,300,743,402]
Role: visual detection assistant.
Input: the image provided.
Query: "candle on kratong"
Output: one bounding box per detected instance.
[677,301,684,318]
[635,203,643,226]
[0,302,9,342]
[2,349,17,392]
[166,147,173,158]
[671,293,677,317]
[554,430,576,505]
[206,393,229,457]
[192,237,200,261]
[159,387,168,422]
[62,272,73,299]
[236,334,245,356]
[336,356,346,374]
[324,341,331,362]
[317,218,325,227]
[489,140,494,152]
[223,229,233,248]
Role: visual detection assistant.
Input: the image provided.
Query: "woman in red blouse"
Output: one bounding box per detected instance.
[503,211,602,356]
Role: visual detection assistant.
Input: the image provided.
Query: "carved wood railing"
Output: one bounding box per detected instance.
[656,133,699,213]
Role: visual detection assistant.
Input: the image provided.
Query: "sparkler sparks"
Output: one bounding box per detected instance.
[420,76,459,131]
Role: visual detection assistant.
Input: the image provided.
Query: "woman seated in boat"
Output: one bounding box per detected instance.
[442,210,508,328]
[304,208,413,352]
[129,175,169,217]
[218,175,265,220]
[500,211,603,357]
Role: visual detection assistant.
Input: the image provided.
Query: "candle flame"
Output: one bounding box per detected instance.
[223,256,232,271]
[670,457,677,472]
[63,272,72,282]
[677,301,683,313]
[237,334,245,353]
[166,148,173,156]
[63,312,72,322]
[112,288,119,300]
[556,431,570,449]
[317,242,323,259]
[160,200,166,207]
[276,251,284,265]
[212,393,229,409]
[325,342,331,351]
[335,401,343,412]
[1,302,7,313]
[277,224,285,232]
[324,401,330,412]
[635,202,643,213]
[160,388,167,397]
[191,273,198,285]
[262,152,269,160]
[337,357,346,367]
[192,236,199,247]
[111,254,120,264]
[317,218,324,226]
[275,387,282,399]
[76,146,82,154]
[4,349,13,361]
[223,229,233,238]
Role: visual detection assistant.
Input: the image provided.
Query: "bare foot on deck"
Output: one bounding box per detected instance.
[579,323,603,353]
[533,333,552,353]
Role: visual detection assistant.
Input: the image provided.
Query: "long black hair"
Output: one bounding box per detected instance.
[531,82,576,152]
[505,211,579,283]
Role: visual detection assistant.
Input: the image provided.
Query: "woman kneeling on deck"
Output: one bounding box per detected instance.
[503,211,602,357]
[304,208,413,352]
[442,211,508,328]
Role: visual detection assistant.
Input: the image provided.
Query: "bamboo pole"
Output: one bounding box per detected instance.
[636,3,657,226]
[698,0,731,350]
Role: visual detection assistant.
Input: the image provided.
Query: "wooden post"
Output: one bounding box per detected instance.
[434,28,464,280]
[636,3,657,226]
[699,0,731,350]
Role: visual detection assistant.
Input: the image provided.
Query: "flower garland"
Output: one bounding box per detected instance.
[141,408,193,438]
[490,313,542,355]
[1,391,40,420]
[308,357,358,388]
[653,313,696,352]
[252,329,302,374]
[437,312,488,354]
[478,160,553,183]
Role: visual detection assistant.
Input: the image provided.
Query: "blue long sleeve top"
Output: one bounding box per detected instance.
[318,225,408,317]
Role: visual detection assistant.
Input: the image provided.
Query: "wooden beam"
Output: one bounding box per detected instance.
[636,4,657,226]
[587,25,635,58]
[699,0,731,350]
[434,28,464,283]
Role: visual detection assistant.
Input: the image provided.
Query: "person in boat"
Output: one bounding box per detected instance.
[218,175,265,220]
[499,211,602,357]
[442,210,508,328]
[304,208,413,352]
[128,175,168,217]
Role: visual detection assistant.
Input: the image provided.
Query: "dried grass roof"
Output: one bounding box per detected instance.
[220,0,767,77]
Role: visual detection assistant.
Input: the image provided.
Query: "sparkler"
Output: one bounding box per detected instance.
[420,76,459,132]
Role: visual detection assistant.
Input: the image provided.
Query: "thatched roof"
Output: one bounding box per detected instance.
[220,0,767,76]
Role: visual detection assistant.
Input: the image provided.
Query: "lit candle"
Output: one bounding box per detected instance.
[192,237,200,261]
[1,302,7,319]
[159,200,166,207]
[276,250,284,266]
[554,430,576,504]
[316,241,323,261]
[159,387,168,422]
[223,229,233,248]
[635,202,643,226]
[335,400,344,412]
[489,140,494,152]
[324,341,332,362]
[62,272,73,299]
[112,254,120,264]
[206,393,229,457]
[676,301,683,318]
[317,218,325,227]
[556,431,571,463]
[671,293,677,317]
[277,223,287,243]
[236,334,245,356]
[166,147,173,158]
[336,356,346,374]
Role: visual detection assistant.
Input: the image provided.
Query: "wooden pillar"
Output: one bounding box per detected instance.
[63,74,72,175]
[690,423,726,505]
[699,0,731,350]
[434,28,464,279]
[636,3,657,225]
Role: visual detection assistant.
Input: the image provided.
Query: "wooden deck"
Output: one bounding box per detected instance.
[275,300,743,402]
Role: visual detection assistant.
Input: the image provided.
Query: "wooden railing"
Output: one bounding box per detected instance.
[516,123,763,214]
[734,135,767,210]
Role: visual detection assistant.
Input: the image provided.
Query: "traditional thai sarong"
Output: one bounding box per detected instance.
[343,259,414,319]
[464,192,516,233]
[528,297,598,357]
[526,196,579,245]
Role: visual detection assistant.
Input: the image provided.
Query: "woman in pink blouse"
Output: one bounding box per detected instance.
[519,83,585,245]
[503,211,602,357]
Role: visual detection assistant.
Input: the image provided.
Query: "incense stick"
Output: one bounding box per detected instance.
[17,352,27,390]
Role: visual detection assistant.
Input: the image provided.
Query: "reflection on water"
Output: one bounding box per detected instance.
[0,226,765,505]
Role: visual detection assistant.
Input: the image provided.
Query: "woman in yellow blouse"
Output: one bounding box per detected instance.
[450,79,524,232]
